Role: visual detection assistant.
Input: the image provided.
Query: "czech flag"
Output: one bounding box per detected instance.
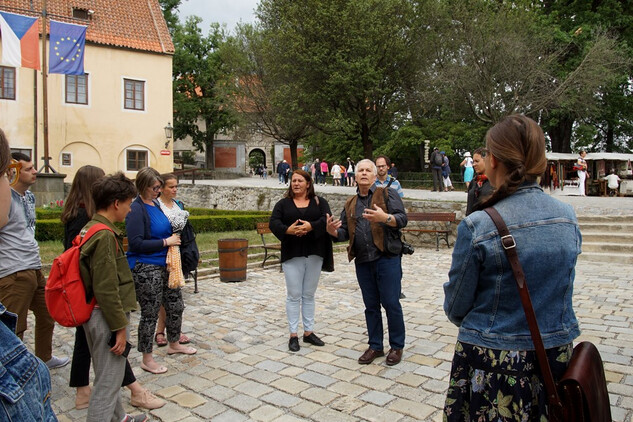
[0,12,40,70]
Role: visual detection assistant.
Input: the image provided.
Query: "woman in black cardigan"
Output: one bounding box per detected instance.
[269,169,334,352]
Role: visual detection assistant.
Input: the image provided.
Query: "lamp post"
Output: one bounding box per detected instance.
[164,122,173,149]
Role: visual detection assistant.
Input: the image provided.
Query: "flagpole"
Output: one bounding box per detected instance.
[40,0,52,173]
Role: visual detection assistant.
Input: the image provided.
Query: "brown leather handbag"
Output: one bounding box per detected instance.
[484,207,612,422]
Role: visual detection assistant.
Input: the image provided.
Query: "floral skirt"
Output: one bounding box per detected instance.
[444,341,572,422]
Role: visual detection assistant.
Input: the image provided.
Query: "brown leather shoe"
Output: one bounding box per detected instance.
[386,349,403,366]
[358,348,385,364]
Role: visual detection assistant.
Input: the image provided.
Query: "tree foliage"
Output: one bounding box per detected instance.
[222,23,312,169]
[256,0,418,159]
[172,17,237,169]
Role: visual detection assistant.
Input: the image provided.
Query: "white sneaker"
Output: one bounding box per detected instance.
[46,356,70,369]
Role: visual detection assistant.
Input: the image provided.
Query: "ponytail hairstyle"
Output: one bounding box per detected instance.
[480,115,547,208]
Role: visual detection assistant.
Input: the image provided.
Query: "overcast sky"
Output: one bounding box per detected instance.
[177,0,260,33]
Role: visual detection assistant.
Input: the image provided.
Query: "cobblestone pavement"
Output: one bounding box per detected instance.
[34,247,633,421]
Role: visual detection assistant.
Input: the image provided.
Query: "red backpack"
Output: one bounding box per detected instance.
[45,223,115,327]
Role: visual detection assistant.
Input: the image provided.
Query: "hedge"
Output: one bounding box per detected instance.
[35,214,271,242]
[36,208,269,220]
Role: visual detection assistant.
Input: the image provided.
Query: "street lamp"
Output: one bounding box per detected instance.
[164,122,173,148]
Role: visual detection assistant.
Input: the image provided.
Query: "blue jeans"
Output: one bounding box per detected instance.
[0,302,57,422]
[282,255,323,334]
[355,255,405,351]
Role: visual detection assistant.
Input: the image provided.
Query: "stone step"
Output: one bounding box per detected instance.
[581,233,633,243]
[581,241,633,253]
[578,251,633,265]
[577,215,633,223]
[579,223,633,233]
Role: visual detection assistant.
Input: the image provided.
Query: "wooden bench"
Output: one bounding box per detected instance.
[256,222,281,267]
[403,212,456,251]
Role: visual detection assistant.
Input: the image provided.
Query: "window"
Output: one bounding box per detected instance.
[126,150,147,171]
[72,8,91,20]
[65,74,88,104]
[10,148,31,159]
[0,66,16,100]
[61,153,72,166]
[124,79,145,111]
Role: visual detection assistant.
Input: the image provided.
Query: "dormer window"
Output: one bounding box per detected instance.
[72,8,92,20]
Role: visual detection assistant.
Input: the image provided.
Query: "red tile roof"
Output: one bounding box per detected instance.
[0,0,174,54]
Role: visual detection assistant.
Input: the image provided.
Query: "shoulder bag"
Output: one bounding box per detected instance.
[484,207,612,422]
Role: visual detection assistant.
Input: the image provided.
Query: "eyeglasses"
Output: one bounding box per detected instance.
[151,184,162,192]
[6,160,21,187]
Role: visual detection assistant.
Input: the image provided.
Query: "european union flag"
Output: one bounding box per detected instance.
[49,20,87,75]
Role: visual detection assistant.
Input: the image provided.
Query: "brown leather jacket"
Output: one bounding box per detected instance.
[343,187,389,261]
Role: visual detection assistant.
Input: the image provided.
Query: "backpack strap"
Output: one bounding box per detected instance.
[78,223,118,252]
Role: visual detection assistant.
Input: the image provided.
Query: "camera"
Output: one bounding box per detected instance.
[401,241,415,255]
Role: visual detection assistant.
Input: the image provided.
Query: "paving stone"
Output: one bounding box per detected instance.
[359,390,396,406]
[299,386,339,405]
[269,377,311,394]
[260,390,302,408]
[172,391,207,408]
[224,393,263,413]
[388,398,436,420]
[249,404,285,422]
[353,403,404,422]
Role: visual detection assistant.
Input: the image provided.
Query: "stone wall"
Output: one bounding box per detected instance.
[177,184,466,248]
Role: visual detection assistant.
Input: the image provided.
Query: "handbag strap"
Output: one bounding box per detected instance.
[483,207,563,415]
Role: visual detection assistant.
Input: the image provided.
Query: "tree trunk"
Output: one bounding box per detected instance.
[205,120,215,170]
[361,122,372,159]
[289,139,298,170]
[548,116,574,153]
[605,122,614,152]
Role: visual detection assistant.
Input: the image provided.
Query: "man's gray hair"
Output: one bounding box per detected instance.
[357,159,377,176]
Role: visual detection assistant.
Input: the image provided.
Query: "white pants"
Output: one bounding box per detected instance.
[578,170,586,196]
[443,175,453,188]
[282,255,323,334]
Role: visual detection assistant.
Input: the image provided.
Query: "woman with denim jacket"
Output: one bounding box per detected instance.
[443,115,581,421]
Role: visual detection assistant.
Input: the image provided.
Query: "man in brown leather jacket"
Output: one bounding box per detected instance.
[326,159,407,366]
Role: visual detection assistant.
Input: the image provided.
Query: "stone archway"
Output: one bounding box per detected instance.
[248,148,267,176]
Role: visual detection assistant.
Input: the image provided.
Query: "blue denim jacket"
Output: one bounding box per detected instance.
[0,302,57,421]
[444,183,581,350]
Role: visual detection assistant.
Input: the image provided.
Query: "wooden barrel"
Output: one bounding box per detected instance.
[218,239,248,282]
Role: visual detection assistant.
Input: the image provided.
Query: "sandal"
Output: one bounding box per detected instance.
[167,346,197,355]
[179,333,190,344]
[140,362,168,374]
[154,332,167,347]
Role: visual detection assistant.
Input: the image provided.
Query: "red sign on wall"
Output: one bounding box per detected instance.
[215,147,237,168]
[283,147,304,167]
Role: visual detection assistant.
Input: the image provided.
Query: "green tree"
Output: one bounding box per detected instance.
[158,0,181,34]
[537,0,633,152]
[256,0,417,159]
[172,17,237,169]
[418,0,624,135]
[222,23,312,170]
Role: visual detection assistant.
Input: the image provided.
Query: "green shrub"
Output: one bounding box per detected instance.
[35,214,272,242]
[36,209,63,220]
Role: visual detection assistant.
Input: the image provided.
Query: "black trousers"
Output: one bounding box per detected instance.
[69,325,136,388]
[432,168,444,191]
